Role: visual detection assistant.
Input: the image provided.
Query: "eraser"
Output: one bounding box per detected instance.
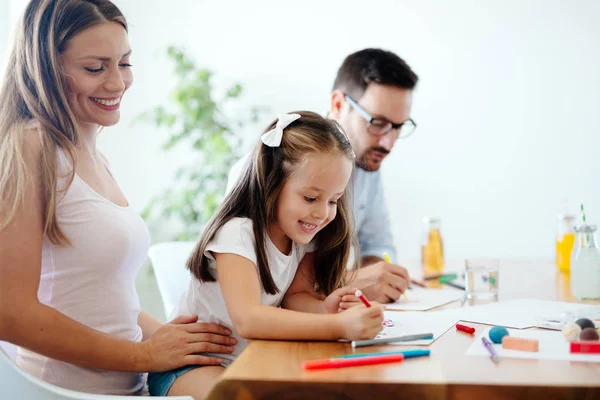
[501,336,539,352]
[570,341,600,354]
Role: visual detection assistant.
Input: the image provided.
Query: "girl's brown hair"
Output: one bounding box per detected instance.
[187,111,358,295]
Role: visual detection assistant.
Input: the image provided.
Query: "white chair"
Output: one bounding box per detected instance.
[1,340,18,360]
[147,241,196,320]
[0,345,192,399]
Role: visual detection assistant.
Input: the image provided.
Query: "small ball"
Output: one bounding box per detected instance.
[561,322,582,341]
[489,326,509,344]
[575,318,595,331]
[580,327,600,341]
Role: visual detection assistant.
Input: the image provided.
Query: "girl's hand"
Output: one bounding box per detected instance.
[139,315,237,372]
[337,291,365,312]
[335,303,384,341]
[321,287,359,314]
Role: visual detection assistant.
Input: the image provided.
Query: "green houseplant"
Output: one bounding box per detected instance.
[139,46,263,240]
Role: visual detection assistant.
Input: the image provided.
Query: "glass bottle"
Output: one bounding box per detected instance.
[421,217,444,275]
[556,214,575,273]
[570,224,600,300]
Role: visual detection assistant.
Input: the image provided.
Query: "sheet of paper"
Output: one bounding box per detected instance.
[535,304,600,330]
[385,287,464,311]
[456,299,593,329]
[466,327,600,363]
[375,310,459,345]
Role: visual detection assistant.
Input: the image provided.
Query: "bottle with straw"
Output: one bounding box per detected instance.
[570,203,600,300]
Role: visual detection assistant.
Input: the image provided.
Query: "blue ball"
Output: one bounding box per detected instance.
[489,326,509,344]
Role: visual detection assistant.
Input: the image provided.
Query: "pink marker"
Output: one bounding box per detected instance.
[303,353,404,370]
[355,290,371,308]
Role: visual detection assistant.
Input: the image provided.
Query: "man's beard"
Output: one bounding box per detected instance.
[355,147,389,172]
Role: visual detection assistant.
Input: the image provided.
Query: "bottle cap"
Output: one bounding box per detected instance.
[557,214,575,221]
[574,224,597,233]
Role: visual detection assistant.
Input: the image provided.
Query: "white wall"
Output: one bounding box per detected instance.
[0,1,9,67]
[3,0,599,260]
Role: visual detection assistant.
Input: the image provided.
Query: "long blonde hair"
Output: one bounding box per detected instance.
[187,111,358,296]
[0,0,127,244]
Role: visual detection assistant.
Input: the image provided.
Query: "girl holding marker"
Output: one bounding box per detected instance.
[149,112,384,398]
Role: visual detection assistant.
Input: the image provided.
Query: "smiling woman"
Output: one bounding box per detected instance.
[0,0,235,396]
[61,22,133,127]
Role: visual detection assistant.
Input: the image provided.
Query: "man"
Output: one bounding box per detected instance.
[327,48,418,303]
[227,48,418,303]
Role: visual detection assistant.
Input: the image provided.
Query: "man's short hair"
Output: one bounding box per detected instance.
[332,48,418,100]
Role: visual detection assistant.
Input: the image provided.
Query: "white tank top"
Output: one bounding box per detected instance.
[17,147,150,395]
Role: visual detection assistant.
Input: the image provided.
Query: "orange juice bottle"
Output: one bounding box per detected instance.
[421,217,444,276]
[556,214,575,273]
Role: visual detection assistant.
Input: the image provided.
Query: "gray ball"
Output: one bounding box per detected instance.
[575,318,595,331]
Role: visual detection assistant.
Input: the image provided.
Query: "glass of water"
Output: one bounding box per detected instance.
[465,258,499,300]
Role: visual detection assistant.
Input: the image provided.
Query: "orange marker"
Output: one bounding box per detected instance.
[355,290,371,308]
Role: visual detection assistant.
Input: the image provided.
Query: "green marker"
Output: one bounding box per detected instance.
[438,274,458,284]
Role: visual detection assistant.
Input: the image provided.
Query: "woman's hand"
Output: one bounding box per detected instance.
[138,315,237,372]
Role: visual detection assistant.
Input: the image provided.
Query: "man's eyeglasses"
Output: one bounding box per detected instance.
[345,94,416,139]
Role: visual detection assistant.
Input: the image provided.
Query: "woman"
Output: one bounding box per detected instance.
[0,0,235,395]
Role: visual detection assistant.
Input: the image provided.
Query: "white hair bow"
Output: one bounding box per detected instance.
[261,113,301,147]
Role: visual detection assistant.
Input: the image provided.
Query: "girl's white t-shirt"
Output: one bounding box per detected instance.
[177,217,314,365]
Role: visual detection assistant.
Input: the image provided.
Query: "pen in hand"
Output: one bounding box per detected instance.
[384,252,408,300]
[355,289,371,308]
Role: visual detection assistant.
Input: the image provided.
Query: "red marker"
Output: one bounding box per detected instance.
[303,353,404,370]
[456,323,476,334]
[570,341,600,354]
[355,289,371,308]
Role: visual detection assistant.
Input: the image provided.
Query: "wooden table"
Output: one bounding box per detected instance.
[208,259,600,400]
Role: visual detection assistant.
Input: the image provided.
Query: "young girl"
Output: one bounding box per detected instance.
[148,111,384,399]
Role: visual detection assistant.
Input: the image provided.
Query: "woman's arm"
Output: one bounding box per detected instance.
[0,133,232,373]
[0,134,147,371]
[215,253,382,341]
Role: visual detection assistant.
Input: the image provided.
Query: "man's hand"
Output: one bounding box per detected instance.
[348,258,410,303]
